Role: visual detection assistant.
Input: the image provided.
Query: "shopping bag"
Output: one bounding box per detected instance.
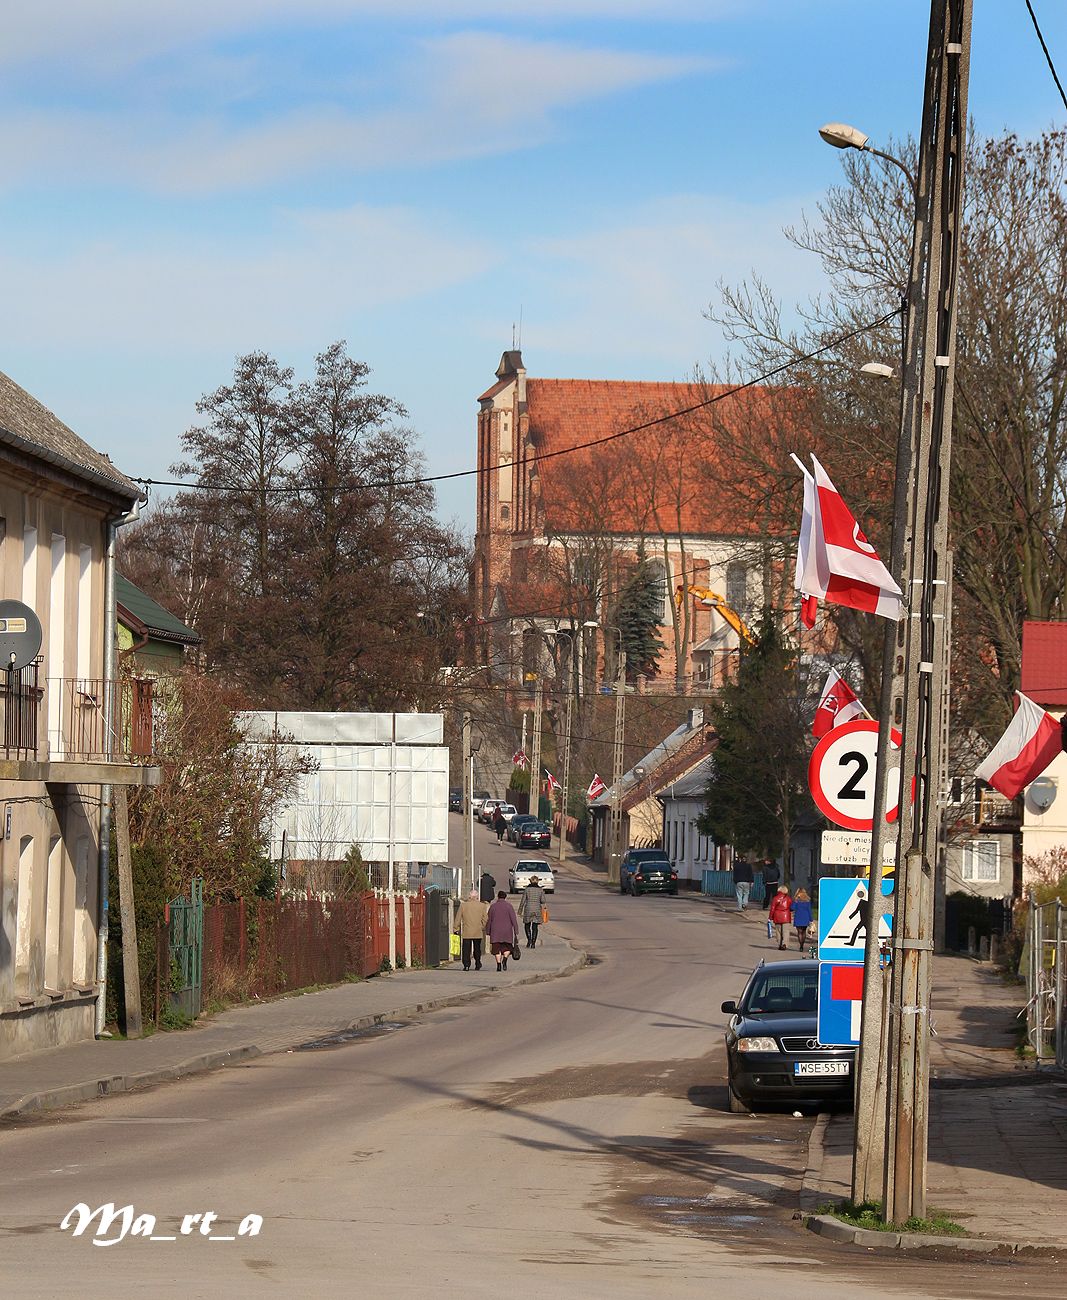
[541,906,550,924]
[449,933,461,959]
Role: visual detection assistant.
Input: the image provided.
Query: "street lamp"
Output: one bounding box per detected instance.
[818,121,918,195]
[860,361,896,380]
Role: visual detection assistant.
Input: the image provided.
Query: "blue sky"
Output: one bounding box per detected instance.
[1,1,1064,527]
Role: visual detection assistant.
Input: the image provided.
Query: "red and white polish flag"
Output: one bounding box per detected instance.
[512,749,529,769]
[812,668,868,737]
[793,457,827,628]
[791,454,904,624]
[544,769,562,795]
[587,773,607,801]
[975,692,1066,800]
[811,456,904,621]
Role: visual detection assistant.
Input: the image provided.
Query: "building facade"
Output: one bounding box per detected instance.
[0,370,156,1060]
[473,350,789,690]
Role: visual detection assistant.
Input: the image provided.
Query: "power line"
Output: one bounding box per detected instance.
[131,309,901,498]
[1024,0,1067,111]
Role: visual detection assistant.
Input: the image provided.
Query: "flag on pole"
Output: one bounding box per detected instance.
[791,454,904,623]
[812,668,868,737]
[793,457,826,628]
[512,749,529,769]
[587,773,607,801]
[544,769,562,795]
[975,692,1066,800]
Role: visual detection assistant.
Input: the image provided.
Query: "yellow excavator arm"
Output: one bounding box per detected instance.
[674,584,756,646]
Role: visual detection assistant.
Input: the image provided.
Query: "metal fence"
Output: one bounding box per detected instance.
[1022,897,1067,1067]
[701,869,767,903]
[202,894,377,1002]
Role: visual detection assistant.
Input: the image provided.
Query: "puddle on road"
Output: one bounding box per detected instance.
[295,1020,411,1051]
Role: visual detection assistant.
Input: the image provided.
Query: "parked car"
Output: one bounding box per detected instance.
[479,798,506,824]
[515,819,551,849]
[448,787,463,813]
[498,803,518,823]
[620,848,677,896]
[509,859,555,894]
[471,789,492,816]
[721,959,855,1113]
[507,814,538,844]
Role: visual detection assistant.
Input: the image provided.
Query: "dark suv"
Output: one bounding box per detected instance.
[721,959,855,1113]
[620,848,677,896]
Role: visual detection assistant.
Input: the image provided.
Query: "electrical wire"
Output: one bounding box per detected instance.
[1024,0,1067,112]
[130,308,901,498]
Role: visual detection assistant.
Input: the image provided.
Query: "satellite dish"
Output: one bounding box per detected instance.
[1028,776,1057,812]
[0,599,43,671]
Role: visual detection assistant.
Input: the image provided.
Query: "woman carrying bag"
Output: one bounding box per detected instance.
[518,875,547,949]
[486,890,520,971]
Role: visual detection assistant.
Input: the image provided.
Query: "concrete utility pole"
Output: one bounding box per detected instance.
[462,710,472,890]
[557,637,575,863]
[608,648,627,885]
[530,681,543,822]
[851,0,971,1219]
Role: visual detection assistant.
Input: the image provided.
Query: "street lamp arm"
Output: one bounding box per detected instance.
[864,144,918,198]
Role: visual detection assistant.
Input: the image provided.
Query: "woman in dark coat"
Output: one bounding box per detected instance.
[486,890,520,971]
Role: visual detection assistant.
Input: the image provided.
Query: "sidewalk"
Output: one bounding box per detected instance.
[0,930,583,1121]
[563,852,1067,1247]
[800,941,1067,1245]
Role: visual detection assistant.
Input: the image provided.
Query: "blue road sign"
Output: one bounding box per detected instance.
[817,876,893,964]
[817,962,864,1047]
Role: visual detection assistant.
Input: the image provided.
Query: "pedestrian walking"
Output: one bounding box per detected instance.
[454,890,489,971]
[493,807,507,843]
[486,890,520,971]
[792,888,813,951]
[517,875,547,949]
[760,857,781,910]
[733,855,754,910]
[769,885,793,950]
[479,869,496,903]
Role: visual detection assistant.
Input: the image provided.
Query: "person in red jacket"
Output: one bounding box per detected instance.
[768,885,793,950]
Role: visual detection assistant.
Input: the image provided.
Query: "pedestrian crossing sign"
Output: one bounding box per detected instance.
[817,876,892,964]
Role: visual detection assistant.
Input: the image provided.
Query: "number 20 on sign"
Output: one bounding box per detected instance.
[808,720,904,832]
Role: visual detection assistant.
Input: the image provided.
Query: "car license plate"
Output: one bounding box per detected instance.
[794,1061,850,1076]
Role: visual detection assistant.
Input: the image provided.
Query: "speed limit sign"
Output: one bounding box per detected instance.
[808,720,904,831]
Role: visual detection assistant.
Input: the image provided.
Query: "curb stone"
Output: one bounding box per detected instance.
[0,942,588,1123]
[2,1046,261,1119]
[805,1214,1066,1256]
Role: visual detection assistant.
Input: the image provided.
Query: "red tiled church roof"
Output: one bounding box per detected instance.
[1021,621,1067,708]
[525,378,786,537]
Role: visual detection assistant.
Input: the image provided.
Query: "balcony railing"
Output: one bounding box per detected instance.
[0,666,156,764]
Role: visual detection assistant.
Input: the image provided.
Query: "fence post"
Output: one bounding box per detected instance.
[238,895,248,975]
[403,893,412,968]
[1057,900,1065,1070]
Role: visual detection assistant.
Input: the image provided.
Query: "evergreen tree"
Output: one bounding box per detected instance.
[615,557,665,681]
[698,618,813,872]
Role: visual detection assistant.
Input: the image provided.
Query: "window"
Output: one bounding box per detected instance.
[645,558,669,623]
[962,841,999,883]
[725,560,747,613]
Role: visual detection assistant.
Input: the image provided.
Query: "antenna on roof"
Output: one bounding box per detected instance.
[512,321,516,349]
[518,305,523,350]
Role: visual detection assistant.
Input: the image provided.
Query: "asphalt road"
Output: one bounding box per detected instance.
[0,818,1056,1297]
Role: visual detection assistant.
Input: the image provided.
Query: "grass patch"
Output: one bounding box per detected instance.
[819,1200,966,1236]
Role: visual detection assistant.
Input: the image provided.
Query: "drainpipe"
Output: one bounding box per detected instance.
[95,504,138,1036]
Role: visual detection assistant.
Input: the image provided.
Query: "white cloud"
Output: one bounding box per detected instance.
[0,3,739,74]
[0,204,495,353]
[0,34,712,193]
